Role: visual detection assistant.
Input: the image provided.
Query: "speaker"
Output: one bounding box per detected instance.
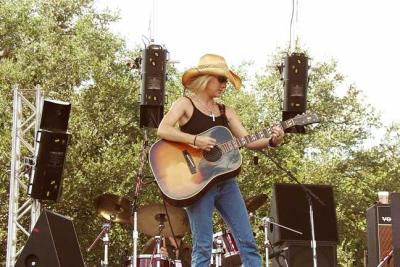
[281,53,309,133]
[139,44,168,128]
[367,204,393,267]
[272,241,337,267]
[40,99,71,132]
[139,105,164,128]
[15,210,85,267]
[140,44,167,106]
[270,183,338,243]
[28,130,70,201]
[391,193,400,266]
[282,53,308,113]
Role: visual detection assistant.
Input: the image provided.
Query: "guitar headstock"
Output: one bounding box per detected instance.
[282,112,319,129]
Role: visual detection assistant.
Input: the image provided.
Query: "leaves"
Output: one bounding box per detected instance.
[1,1,399,266]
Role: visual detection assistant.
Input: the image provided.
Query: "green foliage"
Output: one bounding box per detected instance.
[1,1,400,266]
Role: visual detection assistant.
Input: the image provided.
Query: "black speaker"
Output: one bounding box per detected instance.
[281,53,309,133]
[40,99,71,132]
[272,241,337,267]
[15,210,85,267]
[366,204,393,267]
[270,183,338,243]
[282,53,308,113]
[139,105,164,128]
[140,44,167,105]
[28,130,70,201]
[139,44,168,128]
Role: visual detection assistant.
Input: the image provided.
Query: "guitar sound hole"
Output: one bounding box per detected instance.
[203,146,222,162]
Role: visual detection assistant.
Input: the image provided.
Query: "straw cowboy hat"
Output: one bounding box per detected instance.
[182,54,242,90]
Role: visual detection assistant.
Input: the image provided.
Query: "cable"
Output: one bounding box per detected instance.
[288,0,300,53]
[288,0,295,53]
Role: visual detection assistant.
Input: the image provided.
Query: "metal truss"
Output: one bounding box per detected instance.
[6,86,42,267]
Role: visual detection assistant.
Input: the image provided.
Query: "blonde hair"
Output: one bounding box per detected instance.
[185,75,213,94]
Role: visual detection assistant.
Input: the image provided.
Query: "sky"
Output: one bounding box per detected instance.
[94,0,400,126]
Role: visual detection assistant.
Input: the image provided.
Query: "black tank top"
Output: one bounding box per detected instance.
[180,97,229,135]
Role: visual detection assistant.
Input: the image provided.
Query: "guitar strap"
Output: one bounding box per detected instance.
[217,103,230,128]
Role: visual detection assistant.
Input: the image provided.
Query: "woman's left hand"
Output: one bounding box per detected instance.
[270,125,285,146]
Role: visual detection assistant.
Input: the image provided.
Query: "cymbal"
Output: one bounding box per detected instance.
[245,194,268,213]
[137,202,189,237]
[95,193,132,224]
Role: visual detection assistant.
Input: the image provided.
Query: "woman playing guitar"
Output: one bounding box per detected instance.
[156,53,285,266]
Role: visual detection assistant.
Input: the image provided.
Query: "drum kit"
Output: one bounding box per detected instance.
[87,192,290,267]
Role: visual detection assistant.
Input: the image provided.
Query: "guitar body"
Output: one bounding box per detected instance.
[149,126,242,207]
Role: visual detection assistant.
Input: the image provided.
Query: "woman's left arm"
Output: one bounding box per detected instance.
[225,106,284,150]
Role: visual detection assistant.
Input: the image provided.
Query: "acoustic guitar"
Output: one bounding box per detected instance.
[149,113,319,207]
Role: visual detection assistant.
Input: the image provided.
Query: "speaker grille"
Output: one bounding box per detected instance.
[367,204,394,267]
[270,183,338,243]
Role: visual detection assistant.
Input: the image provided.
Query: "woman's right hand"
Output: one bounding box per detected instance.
[194,135,216,151]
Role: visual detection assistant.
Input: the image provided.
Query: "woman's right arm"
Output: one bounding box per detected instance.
[157,97,197,145]
[157,97,216,150]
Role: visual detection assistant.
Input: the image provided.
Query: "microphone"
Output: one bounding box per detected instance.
[268,247,288,259]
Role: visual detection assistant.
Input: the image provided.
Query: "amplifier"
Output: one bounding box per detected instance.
[366,204,393,267]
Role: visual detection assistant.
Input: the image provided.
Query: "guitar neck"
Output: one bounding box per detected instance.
[218,118,297,153]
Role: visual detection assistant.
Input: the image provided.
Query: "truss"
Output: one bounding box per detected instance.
[6,86,42,267]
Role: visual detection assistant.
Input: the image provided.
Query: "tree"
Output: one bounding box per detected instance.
[1,1,400,266]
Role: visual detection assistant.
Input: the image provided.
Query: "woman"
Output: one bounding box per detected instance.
[157,53,284,266]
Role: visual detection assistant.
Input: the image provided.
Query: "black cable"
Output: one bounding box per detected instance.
[288,0,295,53]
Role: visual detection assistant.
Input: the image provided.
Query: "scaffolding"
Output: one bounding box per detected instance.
[6,86,42,267]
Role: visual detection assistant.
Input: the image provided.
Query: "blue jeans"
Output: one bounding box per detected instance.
[186,178,261,267]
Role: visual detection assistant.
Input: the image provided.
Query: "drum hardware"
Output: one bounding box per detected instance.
[173,259,182,267]
[212,229,241,267]
[90,193,133,267]
[94,193,132,224]
[211,238,224,267]
[153,213,166,267]
[86,216,114,267]
[137,203,189,237]
[262,216,302,267]
[124,254,171,267]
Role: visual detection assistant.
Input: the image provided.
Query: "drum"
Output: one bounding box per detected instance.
[123,254,171,267]
[172,259,182,267]
[138,254,171,267]
[213,230,242,266]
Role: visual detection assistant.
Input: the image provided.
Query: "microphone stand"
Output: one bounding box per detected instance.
[263,216,303,267]
[130,128,149,267]
[259,150,326,267]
